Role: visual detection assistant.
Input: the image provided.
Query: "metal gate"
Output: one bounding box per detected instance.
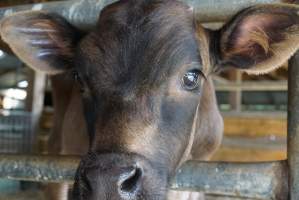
[0,112,33,153]
[0,0,298,199]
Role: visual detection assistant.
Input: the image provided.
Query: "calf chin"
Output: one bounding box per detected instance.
[72,152,168,200]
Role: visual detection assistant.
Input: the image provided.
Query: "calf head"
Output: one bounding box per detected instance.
[1,1,299,199]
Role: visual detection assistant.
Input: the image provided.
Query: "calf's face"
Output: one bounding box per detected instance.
[1,1,299,199]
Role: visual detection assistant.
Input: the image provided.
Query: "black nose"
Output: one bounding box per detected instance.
[118,165,143,199]
[75,154,146,200]
[73,153,166,200]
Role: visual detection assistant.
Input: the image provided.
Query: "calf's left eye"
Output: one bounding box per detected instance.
[182,69,201,91]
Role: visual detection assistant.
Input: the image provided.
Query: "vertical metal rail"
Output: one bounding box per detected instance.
[30,71,46,153]
[288,51,299,199]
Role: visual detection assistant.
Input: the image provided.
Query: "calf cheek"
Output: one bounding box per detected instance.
[158,98,199,169]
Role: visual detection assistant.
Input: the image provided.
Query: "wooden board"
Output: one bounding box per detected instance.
[223,114,286,137]
[40,111,288,162]
[211,146,286,162]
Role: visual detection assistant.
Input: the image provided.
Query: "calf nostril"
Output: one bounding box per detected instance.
[118,166,143,197]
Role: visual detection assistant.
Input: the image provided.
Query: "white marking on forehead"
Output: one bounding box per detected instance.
[32,4,43,11]
[4,9,13,17]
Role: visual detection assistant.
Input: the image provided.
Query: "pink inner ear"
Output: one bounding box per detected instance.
[240,14,273,34]
[231,13,291,54]
[28,20,73,58]
[232,14,271,55]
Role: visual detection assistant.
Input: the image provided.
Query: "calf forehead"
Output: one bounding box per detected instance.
[76,0,201,94]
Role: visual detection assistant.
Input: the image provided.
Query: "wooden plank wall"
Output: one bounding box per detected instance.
[211,114,287,162]
[40,111,287,162]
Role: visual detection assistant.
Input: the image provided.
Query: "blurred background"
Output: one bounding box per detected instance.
[0,0,288,199]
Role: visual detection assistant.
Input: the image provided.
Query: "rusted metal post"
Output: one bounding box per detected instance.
[0,154,288,199]
[30,71,46,152]
[171,161,288,200]
[0,154,79,183]
[288,52,299,200]
[185,0,284,22]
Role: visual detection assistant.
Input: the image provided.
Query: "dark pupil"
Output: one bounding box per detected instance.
[183,71,199,89]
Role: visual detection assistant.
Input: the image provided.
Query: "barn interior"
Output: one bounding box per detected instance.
[0,0,289,199]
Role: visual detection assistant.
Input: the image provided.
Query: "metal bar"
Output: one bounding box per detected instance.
[0,154,288,199]
[30,71,46,153]
[171,161,288,200]
[185,0,287,22]
[0,0,116,30]
[0,154,79,183]
[288,52,299,200]
[0,0,294,30]
[235,71,242,112]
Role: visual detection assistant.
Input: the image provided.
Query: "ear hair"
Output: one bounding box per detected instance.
[0,11,81,74]
[217,4,299,75]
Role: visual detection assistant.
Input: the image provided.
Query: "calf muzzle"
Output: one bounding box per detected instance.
[72,152,164,200]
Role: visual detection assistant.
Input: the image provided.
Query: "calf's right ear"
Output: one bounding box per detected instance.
[0,11,80,75]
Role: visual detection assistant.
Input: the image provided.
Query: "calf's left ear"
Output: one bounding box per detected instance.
[0,11,80,75]
[217,4,299,74]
